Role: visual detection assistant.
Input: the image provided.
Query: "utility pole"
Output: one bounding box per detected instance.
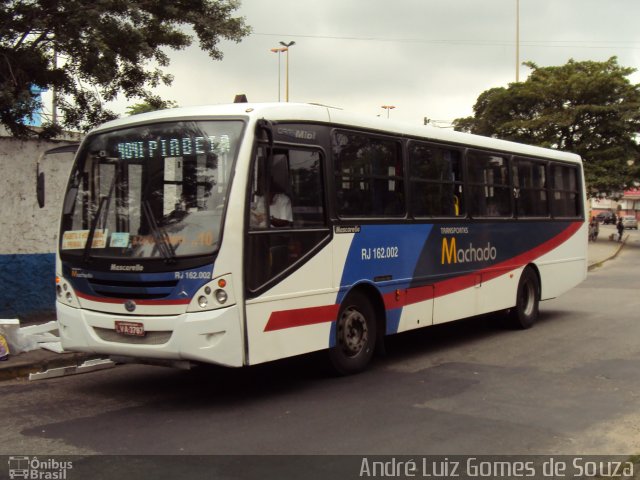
[270,47,287,101]
[516,0,520,82]
[279,41,296,102]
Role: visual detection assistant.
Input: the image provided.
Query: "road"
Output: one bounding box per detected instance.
[2,230,639,459]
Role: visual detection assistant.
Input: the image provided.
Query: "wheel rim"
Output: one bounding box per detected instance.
[521,279,536,317]
[337,306,369,357]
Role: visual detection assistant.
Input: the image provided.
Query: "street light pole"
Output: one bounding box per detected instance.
[279,41,296,102]
[381,105,396,118]
[270,47,287,102]
[516,0,520,82]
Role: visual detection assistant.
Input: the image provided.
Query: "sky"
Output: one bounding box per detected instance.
[45,0,640,128]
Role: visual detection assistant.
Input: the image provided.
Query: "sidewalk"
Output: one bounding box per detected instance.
[0,233,629,381]
[587,226,628,270]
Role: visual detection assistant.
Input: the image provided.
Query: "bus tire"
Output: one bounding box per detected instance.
[509,267,540,329]
[328,292,377,375]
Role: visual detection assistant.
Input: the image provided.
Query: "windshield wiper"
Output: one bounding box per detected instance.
[142,201,178,263]
[83,172,117,264]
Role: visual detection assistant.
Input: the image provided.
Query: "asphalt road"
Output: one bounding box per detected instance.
[2,230,639,459]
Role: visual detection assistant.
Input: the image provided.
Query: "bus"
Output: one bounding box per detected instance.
[54,103,587,374]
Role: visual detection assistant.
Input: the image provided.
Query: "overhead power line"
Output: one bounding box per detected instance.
[252,32,640,50]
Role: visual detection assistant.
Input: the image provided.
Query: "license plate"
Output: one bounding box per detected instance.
[115,321,145,337]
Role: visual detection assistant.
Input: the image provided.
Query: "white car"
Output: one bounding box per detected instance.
[622,215,638,229]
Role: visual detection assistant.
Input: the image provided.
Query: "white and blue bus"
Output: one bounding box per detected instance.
[55,103,587,374]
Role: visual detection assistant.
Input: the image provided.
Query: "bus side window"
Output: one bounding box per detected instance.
[408,142,464,217]
[246,147,328,293]
[249,150,293,229]
[467,151,511,218]
[332,131,404,218]
[288,150,325,227]
[513,158,549,217]
[550,163,580,217]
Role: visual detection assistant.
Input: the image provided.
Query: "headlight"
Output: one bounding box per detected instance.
[214,289,228,304]
[198,296,209,308]
[56,275,80,308]
[186,274,236,312]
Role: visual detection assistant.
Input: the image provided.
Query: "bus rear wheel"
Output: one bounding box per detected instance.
[509,267,540,329]
[329,292,377,375]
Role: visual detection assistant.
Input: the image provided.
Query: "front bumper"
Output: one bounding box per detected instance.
[56,302,245,367]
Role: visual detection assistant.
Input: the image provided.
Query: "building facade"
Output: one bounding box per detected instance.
[590,188,640,220]
[0,133,79,320]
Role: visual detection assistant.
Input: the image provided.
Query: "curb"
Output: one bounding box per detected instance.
[0,350,98,382]
[587,234,628,271]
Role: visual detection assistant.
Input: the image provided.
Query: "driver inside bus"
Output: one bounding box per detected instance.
[250,183,293,228]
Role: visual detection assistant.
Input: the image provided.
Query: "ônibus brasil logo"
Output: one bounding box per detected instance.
[441,237,497,265]
[8,456,73,479]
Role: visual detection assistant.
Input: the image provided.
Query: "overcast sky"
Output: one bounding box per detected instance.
[54,0,640,127]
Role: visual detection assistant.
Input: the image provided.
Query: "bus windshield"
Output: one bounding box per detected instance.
[59,120,244,262]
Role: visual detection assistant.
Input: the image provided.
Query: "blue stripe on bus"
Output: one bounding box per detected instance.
[336,224,434,305]
[63,263,215,303]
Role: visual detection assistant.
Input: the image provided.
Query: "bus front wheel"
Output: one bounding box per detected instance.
[329,292,377,375]
[509,267,540,329]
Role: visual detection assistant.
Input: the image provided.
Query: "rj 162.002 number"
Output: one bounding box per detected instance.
[174,271,212,280]
[361,246,399,261]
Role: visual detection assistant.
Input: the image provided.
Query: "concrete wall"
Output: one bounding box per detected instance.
[0,134,80,319]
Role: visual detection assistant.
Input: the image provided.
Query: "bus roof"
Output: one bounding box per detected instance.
[92,102,582,164]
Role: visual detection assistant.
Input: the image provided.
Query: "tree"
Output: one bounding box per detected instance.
[453,57,640,196]
[126,97,178,116]
[0,0,250,138]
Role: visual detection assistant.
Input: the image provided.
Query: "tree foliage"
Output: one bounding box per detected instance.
[0,0,250,138]
[453,57,640,196]
[126,97,178,116]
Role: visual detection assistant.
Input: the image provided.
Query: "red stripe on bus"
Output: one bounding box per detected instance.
[264,221,582,332]
[75,291,191,306]
[424,220,583,301]
[263,304,340,332]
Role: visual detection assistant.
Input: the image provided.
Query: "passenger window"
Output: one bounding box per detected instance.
[467,151,512,217]
[513,158,549,217]
[408,142,464,217]
[332,131,404,217]
[550,164,581,217]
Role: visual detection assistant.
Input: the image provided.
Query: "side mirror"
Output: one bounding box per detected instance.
[35,143,80,209]
[37,167,45,208]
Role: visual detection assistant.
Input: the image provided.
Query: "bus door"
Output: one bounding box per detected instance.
[244,142,333,365]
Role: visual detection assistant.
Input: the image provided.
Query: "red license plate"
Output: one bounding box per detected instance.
[115,321,145,337]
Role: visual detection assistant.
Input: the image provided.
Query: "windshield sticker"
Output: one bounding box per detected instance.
[110,232,130,248]
[61,229,108,250]
[131,234,185,248]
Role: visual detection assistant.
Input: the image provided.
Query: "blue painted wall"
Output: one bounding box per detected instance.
[0,253,56,319]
